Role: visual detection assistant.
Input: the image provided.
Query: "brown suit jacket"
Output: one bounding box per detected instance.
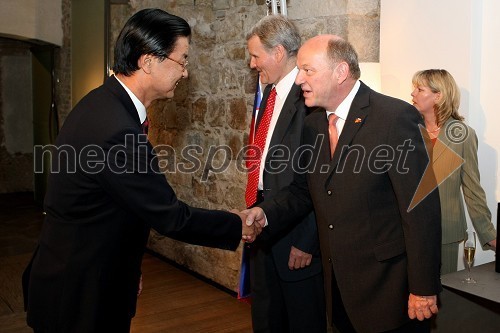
[259,82,442,332]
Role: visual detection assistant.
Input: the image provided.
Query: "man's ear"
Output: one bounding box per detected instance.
[273,44,286,64]
[336,62,349,84]
[139,54,153,74]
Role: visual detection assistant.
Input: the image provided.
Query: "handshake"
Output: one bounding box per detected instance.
[232,208,266,243]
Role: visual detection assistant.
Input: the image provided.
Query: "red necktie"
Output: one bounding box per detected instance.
[328,113,339,159]
[245,87,277,207]
[142,118,149,135]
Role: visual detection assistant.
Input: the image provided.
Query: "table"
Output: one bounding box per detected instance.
[431,262,500,332]
[441,261,500,302]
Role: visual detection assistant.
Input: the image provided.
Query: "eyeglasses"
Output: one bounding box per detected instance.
[165,56,188,71]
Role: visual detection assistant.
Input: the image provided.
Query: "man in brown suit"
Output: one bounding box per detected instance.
[244,35,442,332]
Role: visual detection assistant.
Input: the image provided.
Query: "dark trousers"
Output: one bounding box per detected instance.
[250,247,326,333]
[330,272,430,333]
[330,270,357,333]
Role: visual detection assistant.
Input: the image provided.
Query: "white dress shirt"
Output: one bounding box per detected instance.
[256,67,299,190]
[114,75,147,124]
[326,80,361,137]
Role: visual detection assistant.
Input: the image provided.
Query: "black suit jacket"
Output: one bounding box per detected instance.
[23,76,242,332]
[259,82,442,332]
[258,84,321,281]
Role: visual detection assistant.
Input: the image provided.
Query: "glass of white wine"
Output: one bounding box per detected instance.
[463,230,477,284]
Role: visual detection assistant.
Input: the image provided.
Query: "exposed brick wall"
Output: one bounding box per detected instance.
[56,0,72,124]
[111,0,381,291]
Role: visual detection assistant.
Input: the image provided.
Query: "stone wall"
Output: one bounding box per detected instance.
[56,0,73,124]
[111,0,380,291]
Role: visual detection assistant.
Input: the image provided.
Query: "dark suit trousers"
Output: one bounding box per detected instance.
[250,245,326,333]
[330,269,430,333]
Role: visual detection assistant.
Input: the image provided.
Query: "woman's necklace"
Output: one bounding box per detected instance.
[427,126,441,133]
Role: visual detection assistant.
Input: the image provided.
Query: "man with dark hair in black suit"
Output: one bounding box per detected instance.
[23,8,258,333]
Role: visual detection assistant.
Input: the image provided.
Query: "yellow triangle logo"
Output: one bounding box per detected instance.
[408,124,465,211]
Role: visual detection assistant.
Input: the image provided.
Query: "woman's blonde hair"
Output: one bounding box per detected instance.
[412,69,463,127]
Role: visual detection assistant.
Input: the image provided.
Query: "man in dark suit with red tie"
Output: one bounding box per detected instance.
[244,35,442,332]
[244,15,326,333]
[22,9,258,333]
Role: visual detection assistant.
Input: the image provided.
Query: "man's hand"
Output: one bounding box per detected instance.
[242,222,261,243]
[488,239,496,250]
[288,246,312,270]
[408,293,438,320]
[232,210,261,243]
[241,207,267,228]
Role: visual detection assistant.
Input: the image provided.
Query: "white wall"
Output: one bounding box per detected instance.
[381,0,499,267]
[0,0,62,46]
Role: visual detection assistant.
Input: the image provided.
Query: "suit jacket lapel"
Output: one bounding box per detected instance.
[255,84,272,130]
[268,84,301,148]
[433,118,454,163]
[327,82,371,181]
[104,75,142,126]
[431,119,465,187]
[304,108,331,172]
[318,109,332,166]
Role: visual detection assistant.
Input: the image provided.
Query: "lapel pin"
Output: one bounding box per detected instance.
[354,118,362,123]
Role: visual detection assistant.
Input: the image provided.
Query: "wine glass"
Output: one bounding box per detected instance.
[462,230,477,284]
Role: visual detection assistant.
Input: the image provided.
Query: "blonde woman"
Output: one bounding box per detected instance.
[411,69,497,275]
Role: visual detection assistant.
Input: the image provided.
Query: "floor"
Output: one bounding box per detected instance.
[0,192,252,333]
[9,192,490,332]
[0,192,42,333]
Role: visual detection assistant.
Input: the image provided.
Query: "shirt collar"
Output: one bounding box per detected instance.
[326,80,361,120]
[114,75,147,124]
[274,67,299,100]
